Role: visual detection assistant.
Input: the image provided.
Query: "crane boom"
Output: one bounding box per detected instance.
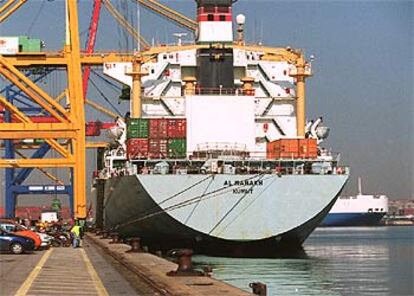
[82,0,102,98]
[102,0,150,50]
[0,0,27,23]
[136,0,197,32]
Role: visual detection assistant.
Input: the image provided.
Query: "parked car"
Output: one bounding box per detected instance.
[0,230,35,254]
[0,220,42,249]
[37,232,53,249]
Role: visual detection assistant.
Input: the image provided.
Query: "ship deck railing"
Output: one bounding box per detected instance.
[187,87,255,96]
[104,158,349,178]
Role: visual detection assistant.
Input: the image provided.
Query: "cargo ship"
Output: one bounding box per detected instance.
[320,178,388,227]
[97,0,349,257]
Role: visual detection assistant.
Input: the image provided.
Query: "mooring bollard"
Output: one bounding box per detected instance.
[109,232,121,244]
[249,282,267,296]
[126,237,142,253]
[167,249,203,276]
[202,265,213,277]
[101,230,109,239]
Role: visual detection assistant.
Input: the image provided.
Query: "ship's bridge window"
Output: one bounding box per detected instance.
[219,15,226,21]
[380,208,384,211]
[208,14,214,21]
[375,208,379,212]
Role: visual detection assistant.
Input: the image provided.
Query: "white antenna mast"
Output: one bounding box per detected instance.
[358,177,363,195]
[173,33,187,46]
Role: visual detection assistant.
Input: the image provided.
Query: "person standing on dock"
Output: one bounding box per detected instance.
[70,220,81,248]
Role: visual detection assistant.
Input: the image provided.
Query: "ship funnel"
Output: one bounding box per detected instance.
[195,0,234,43]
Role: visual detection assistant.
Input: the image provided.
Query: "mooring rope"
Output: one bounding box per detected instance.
[208,174,266,235]
[114,174,265,229]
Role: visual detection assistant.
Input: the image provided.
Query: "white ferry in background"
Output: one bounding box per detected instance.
[320,178,388,227]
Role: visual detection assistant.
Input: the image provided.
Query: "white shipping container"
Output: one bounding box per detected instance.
[0,37,19,55]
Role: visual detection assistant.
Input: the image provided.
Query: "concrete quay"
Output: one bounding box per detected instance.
[0,233,252,295]
[86,232,251,296]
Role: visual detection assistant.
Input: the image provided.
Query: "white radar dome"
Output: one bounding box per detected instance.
[236,14,246,25]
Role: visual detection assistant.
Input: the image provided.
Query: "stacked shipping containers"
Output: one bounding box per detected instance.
[266,139,318,159]
[126,118,149,159]
[166,119,186,158]
[126,118,186,160]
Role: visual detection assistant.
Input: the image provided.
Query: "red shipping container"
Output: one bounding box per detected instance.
[148,139,168,159]
[149,118,168,139]
[85,121,102,136]
[167,119,187,138]
[127,138,149,159]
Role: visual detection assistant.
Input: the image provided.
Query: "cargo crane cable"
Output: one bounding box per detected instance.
[213,176,278,237]
[26,0,46,35]
[104,174,213,225]
[208,174,266,235]
[88,77,122,116]
[118,0,130,51]
[184,177,214,224]
[158,174,213,206]
[90,69,122,92]
[114,173,270,230]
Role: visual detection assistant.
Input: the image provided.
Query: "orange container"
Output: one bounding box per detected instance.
[266,138,318,159]
[298,139,318,159]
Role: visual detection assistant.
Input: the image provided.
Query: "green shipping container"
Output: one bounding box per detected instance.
[34,139,45,144]
[19,36,42,52]
[127,118,149,139]
[168,139,186,158]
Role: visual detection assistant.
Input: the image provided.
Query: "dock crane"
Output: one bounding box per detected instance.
[0,0,26,23]
[0,1,87,218]
[0,0,196,219]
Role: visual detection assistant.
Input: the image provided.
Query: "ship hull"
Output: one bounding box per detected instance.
[104,174,348,257]
[320,212,386,227]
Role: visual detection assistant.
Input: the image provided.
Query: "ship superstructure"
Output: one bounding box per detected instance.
[98,0,349,257]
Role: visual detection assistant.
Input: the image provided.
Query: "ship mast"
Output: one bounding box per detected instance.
[358,177,363,195]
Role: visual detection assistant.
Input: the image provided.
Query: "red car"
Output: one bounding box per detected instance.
[0,219,42,250]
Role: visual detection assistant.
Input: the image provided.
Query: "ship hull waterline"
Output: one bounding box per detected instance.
[103,174,348,258]
[320,212,386,227]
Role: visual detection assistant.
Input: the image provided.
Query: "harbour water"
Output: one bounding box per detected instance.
[193,226,413,296]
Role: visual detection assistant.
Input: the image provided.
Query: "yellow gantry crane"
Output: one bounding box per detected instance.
[0,0,87,218]
[0,0,196,219]
[0,0,26,23]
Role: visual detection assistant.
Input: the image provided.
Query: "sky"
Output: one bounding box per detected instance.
[0,0,413,203]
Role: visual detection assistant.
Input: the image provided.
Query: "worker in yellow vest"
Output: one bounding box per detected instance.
[70,220,81,248]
